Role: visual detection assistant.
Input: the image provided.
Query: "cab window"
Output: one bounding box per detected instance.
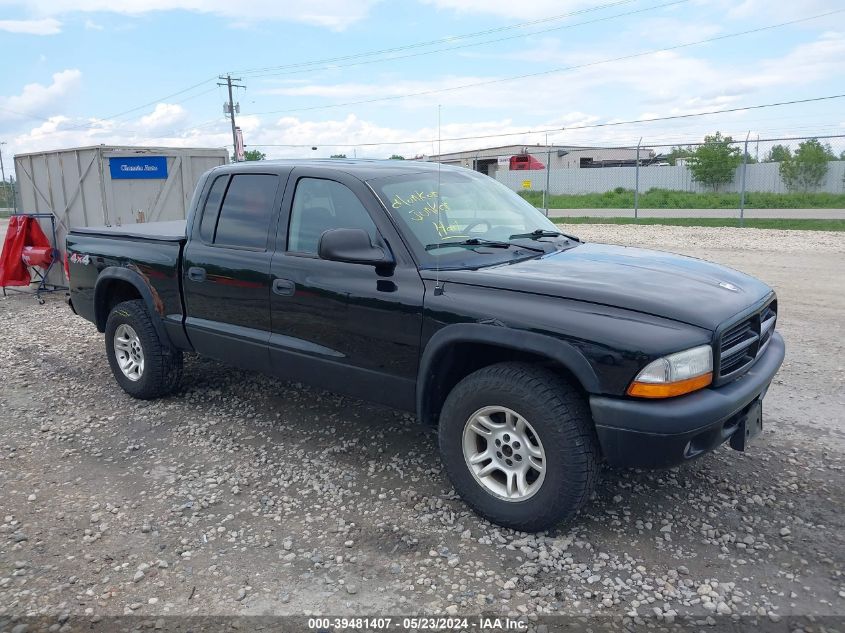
[198,175,227,243]
[210,174,279,249]
[288,178,377,254]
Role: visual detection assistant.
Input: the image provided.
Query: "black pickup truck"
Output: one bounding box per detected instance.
[67,160,785,531]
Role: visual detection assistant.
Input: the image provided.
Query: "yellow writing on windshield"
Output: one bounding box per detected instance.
[391,190,438,208]
[432,220,467,240]
[409,200,449,221]
[391,190,450,222]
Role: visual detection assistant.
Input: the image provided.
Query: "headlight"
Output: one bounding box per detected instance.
[627,344,713,398]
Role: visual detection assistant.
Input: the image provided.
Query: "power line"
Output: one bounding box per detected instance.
[0,84,222,140]
[247,94,845,148]
[0,2,650,133]
[99,76,218,122]
[243,0,691,79]
[232,0,641,76]
[249,9,845,116]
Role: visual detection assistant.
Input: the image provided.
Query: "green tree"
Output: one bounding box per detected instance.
[839,150,845,160]
[779,138,834,192]
[687,132,742,191]
[243,149,266,161]
[330,154,347,158]
[765,144,792,163]
[664,145,694,166]
[389,154,405,160]
[0,178,15,209]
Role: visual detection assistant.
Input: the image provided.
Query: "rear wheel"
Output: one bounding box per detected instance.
[105,300,182,399]
[438,362,599,532]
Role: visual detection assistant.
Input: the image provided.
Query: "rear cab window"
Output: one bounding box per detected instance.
[199,173,280,250]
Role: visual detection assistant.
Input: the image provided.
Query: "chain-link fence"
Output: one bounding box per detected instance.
[429,134,845,221]
[0,179,16,216]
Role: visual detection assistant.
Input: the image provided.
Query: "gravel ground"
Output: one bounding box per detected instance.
[548,208,845,219]
[0,225,843,627]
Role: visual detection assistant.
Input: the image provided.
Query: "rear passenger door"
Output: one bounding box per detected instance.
[183,170,288,372]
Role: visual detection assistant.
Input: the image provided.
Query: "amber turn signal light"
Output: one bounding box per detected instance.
[627,372,713,398]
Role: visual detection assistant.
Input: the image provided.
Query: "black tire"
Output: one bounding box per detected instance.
[104,299,183,400]
[438,362,599,532]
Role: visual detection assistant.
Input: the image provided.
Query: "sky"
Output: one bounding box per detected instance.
[1,0,844,171]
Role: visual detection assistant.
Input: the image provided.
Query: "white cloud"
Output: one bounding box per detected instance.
[3,23,843,167]
[5,96,840,172]
[725,0,845,22]
[471,0,829,29]
[420,0,592,20]
[0,17,61,34]
[139,103,189,132]
[0,69,81,122]
[84,19,103,30]
[725,31,845,94]
[260,75,492,100]
[632,17,722,45]
[0,0,381,30]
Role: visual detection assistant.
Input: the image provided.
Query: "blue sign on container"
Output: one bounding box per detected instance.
[109,156,168,180]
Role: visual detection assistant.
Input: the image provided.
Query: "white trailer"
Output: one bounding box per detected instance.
[13,146,228,267]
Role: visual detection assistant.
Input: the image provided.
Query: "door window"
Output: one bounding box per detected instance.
[288,178,377,254]
[213,174,279,249]
[199,175,228,243]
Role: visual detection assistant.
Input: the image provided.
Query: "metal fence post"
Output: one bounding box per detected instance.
[739,131,750,227]
[634,138,642,219]
[544,146,552,217]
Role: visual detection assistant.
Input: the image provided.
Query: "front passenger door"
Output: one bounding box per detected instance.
[269,170,424,410]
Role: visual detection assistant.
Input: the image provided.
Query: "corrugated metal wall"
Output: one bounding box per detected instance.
[13,146,227,251]
[13,145,227,284]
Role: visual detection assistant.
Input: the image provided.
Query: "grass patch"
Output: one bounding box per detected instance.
[552,217,845,231]
[520,188,845,209]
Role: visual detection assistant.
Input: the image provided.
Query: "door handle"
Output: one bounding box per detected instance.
[272,278,295,296]
[187,266,206,282]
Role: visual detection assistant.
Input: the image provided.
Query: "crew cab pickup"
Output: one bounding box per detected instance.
[67,160,785,531]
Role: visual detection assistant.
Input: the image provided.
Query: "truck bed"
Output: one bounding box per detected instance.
[66,222,188,349]
[69,220,187,242]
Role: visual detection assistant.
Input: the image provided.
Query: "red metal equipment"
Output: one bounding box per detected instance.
[0,213,66,304]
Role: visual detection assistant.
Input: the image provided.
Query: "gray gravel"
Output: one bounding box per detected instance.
[0,225,842,621]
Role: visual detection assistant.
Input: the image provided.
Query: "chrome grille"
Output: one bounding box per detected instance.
[759,303,777,352]
[717,300,777,381]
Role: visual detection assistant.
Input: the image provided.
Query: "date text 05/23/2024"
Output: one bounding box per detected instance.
[306,616,528,630]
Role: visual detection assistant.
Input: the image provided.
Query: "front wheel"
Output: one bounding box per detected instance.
[105,300,183,399]
[438,362,599,532]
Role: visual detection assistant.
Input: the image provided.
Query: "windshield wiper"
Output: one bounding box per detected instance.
[425,237,544,253]
[508,229,580,241]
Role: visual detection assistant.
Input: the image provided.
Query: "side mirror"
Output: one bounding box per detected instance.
[318,228,391,266]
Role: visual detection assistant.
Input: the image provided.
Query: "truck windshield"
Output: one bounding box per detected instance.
[369,169,561,267]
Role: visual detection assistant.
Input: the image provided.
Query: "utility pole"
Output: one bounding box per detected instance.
[218,75,245,162]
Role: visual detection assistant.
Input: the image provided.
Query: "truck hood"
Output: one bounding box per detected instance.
[435,242,772,330]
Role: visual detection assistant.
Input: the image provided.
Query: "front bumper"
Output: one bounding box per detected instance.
[590,332,785,469]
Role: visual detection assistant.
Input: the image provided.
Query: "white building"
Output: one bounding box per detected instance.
[428,144,657,177]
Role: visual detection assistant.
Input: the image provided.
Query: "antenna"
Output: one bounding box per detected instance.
[434,104,444,296]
